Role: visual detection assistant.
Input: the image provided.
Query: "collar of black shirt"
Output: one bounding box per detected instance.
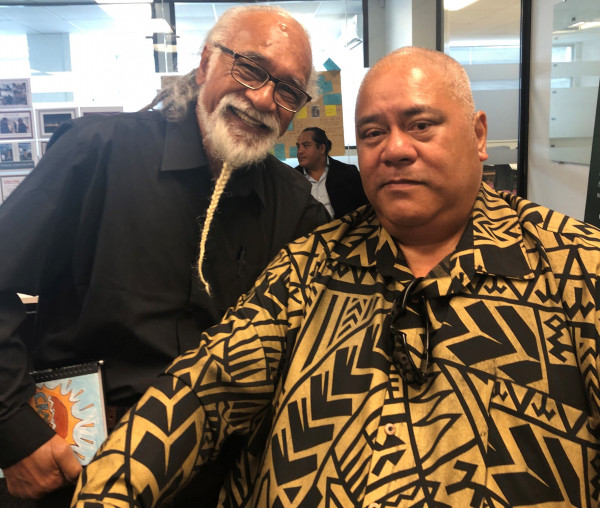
[159,103,268,206]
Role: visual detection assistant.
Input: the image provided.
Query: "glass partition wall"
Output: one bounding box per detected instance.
[550,0,600,167]
[443,0,523,194]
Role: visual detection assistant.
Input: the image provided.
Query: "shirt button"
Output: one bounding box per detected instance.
[384,423,396,436]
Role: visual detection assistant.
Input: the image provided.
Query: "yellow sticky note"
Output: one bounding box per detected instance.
[296,107,308,119]
[325,105,337,116]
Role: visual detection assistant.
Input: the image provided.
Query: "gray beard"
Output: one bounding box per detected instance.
[196,89,281,169]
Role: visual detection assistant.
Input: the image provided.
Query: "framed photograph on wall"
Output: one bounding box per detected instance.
[0,79,32,108]
[39,140,48,157]
[0,172,29,203]
[0,110,34,140]
[0,141,37,170]
[79,106,123,117]
[36,108,77,138]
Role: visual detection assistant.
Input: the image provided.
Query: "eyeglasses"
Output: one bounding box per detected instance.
[389,277,430,386]
[215,44,311,113]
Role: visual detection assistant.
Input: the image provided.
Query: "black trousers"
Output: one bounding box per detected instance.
[0,479,35,508]
[0,474,222,508]
[0,479,71,508]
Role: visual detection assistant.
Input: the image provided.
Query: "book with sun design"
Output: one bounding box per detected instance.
[29,360,107,465]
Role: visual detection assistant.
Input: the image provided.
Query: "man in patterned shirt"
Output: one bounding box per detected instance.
[72,47,600,507]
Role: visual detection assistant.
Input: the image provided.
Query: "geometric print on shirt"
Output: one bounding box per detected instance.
[73,183,600,507]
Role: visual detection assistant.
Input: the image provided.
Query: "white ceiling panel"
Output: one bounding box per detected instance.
[0,0,520,41]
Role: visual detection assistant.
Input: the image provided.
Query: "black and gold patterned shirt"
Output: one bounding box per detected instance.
[73,183,600,507]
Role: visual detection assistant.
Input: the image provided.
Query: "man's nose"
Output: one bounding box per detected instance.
[244,81,278,112]
[382,129,417,165]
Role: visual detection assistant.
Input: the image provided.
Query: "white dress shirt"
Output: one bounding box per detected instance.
[303,160,334,217]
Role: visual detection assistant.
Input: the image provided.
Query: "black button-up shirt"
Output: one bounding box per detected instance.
[0,105,329,467]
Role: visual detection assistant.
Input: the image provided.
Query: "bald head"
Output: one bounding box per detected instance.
[358,47,475,122]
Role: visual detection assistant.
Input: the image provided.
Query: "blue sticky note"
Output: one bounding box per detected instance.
[317,75,326,90]
[319,80,333,94]
[323,93,342,105]
[289,146,298,158]
[323,58,341,71]
[273,143,286,161]
[287,121,294,131]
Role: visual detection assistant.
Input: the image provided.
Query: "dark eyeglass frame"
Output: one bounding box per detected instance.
[215,44,311,113]
[389,278,430,386]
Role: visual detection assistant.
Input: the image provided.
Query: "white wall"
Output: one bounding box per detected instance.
[528,0,590,220]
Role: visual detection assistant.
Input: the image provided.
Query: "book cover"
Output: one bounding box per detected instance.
[28,361,107,465]
[0,361,107,479]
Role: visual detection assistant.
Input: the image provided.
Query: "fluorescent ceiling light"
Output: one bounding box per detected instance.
[552,28,580,34]
[444,0,479,12]
[345,37,363,50]
[571,21,600,30]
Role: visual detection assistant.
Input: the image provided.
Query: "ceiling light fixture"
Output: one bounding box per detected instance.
[345,37,363,50]
[572,21,600,30]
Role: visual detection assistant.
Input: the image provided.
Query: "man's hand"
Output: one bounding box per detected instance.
[3,434,82,499]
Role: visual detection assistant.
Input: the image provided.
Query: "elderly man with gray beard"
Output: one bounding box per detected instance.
[0,5,329,508]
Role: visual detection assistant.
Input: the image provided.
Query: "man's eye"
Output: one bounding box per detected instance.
[236,61,264,82]
[362,129,382,139]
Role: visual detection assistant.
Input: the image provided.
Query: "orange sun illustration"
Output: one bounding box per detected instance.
[29,384,83,447]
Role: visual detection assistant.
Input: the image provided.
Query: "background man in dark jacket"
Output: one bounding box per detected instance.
[296,126,368,218]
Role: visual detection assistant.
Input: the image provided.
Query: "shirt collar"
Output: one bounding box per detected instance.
[331,184,535,294]
[302,158,330,181]
[160,102,267,206]
[468,183,534,279]
[161,104,209,172]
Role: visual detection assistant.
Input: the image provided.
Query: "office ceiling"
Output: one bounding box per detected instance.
[0,1,361,36]
[0,0,521,43]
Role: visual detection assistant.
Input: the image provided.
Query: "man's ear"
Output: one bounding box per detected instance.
[474,111,488,162]
[196,46,211,86]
